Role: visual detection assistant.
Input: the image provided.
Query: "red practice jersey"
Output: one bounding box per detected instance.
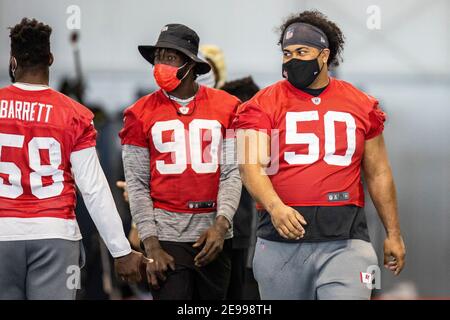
[232,78,386,208]
[120,86,240,213]
[0,85,96,219]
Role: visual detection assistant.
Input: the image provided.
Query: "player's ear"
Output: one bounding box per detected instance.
[49,53,54,67]
[321,49,330,65]
[10,56,18,70]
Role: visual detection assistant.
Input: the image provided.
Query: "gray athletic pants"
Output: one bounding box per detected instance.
[253,238,378,300]
[0,239,84,300]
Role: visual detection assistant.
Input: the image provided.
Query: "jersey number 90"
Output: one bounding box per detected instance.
[151,119,222,175]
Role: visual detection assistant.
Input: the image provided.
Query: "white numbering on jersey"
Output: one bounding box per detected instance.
[189,119,221,174]
[0,133,64,199]
[285,111,356,166]
[152,120,187,174]
[28,137,64,199]
[0,133,24,198]
[152,119,222,174]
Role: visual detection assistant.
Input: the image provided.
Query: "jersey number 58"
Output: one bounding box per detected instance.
[0,133,64,199]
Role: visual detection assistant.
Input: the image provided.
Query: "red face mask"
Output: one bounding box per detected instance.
[153,63,189,92]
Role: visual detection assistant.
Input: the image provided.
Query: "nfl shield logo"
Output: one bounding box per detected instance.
[179,106,190,114]
[311,97,321,105]
[360,272,373,284]
[285,30,294,40]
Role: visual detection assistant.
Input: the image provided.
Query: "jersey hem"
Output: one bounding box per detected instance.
[256,201,364,210]
[157,234,233,243]
[0,234,82,241]
[153,203,217,214]
[257,235,371,243]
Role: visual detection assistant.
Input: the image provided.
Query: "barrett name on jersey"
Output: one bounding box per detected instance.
[0,84,96,220]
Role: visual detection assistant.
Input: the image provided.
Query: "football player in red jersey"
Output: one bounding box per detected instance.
[0,18,143,300]
[119,24,242,300]
[233,11,406,299]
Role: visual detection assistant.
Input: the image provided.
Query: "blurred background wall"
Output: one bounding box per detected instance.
[0,0,449,298]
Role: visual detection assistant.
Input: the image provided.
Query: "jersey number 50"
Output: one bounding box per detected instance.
[0,133,64,199]
[285,111,356,166]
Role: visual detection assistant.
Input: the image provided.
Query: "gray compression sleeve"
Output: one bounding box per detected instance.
[216,137,242,226]
[122,144,157,241]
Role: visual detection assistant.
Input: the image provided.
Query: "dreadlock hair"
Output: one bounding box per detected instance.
[9,18,52,70]
[278,10,345,67]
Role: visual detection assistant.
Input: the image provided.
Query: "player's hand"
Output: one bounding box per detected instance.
[116,180,129,203]
[193,216,229,267]
[384,233,406,275]
[269,203,307,240]
[114,250,144,283]
[146,247,175,290]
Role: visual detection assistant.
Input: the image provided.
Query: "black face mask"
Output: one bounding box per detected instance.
[282,52,323,90]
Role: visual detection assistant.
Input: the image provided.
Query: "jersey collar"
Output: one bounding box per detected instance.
[13,82,50,91]
[284,77,335,100]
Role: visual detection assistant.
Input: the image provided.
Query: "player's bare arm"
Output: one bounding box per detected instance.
[237,129,306,240]
[363,134,406,275]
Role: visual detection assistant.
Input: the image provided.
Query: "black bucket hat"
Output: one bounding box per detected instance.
[138,24,211,75]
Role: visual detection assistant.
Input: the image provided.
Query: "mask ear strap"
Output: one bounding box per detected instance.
[317,50,326,73]
[179,63,194,81]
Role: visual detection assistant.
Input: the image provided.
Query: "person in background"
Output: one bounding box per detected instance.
[59,31,122,301]
[221,77,261,300]
[197,45,227,89]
